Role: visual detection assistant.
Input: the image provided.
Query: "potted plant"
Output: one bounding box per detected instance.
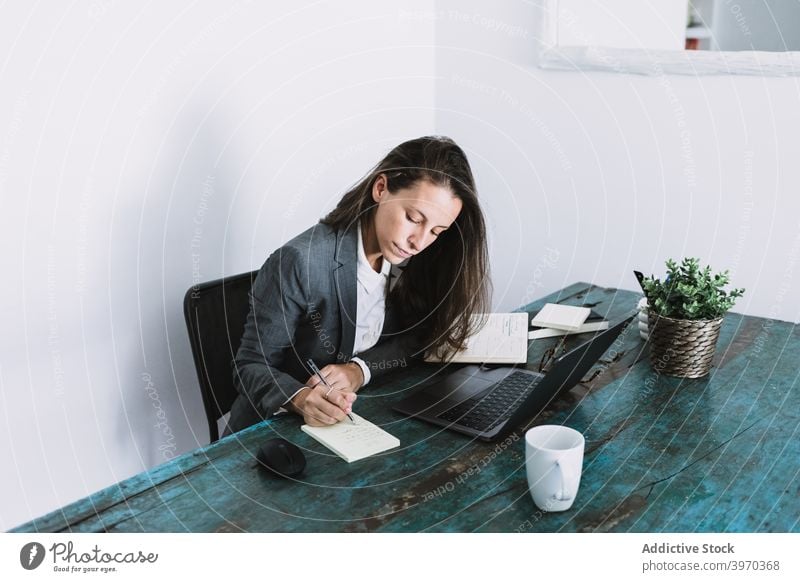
[640,258,745,378]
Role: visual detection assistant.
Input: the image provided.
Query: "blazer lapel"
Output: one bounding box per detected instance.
[332,224,358,361]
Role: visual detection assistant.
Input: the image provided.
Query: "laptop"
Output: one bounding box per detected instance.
[393,313,635,441]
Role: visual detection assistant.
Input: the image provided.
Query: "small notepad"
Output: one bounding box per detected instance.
[530,303,590,331]
[528,308,608,339]
[301,413,400,463]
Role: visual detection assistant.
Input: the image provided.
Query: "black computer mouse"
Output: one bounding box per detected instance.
[256,438,306,477]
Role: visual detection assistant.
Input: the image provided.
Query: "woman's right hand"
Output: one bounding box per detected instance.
[290,384,357,426]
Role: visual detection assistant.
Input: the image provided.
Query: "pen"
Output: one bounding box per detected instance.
[306,358,355,424]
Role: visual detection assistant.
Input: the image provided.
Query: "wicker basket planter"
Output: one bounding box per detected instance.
[647,308,723,378]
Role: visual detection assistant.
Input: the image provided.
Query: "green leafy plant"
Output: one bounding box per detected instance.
[642,257,745,320]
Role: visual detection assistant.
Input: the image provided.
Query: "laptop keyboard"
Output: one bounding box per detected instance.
[437,371,541,433]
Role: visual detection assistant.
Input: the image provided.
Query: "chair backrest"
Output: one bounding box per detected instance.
[183,270,257,442]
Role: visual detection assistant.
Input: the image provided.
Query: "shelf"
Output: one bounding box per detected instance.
[685,25,712,40]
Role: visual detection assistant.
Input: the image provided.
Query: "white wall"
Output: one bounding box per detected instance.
[434,0,800,323]
[711,0,800,51]
[0,0,436,530]
[556,0,687,50]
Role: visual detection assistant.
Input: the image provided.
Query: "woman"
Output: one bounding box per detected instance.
[228,136,490,432]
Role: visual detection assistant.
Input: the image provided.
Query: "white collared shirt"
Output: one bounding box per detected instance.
[349,224,391,385]
[283,224,387,407]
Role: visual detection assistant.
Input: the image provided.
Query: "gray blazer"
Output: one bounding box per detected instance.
[228,222,424,432]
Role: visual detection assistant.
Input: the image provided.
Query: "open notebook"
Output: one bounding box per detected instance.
[301,413,400,463]
[424,312,529,364]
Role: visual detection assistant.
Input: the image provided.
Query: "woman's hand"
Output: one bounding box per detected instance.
[291,383,357,427]
[289,363,363,426]
[307,362,364,393]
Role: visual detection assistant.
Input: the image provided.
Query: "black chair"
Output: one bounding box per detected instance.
[183,270,257,442]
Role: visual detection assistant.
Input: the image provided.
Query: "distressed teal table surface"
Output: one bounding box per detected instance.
[12,283,800,533]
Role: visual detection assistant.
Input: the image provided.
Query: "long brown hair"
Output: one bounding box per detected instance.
[321,136,491,359]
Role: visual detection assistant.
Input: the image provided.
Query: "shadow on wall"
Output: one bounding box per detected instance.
[118,100,239,467]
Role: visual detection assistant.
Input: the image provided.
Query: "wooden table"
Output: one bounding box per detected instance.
[12,283,800,532]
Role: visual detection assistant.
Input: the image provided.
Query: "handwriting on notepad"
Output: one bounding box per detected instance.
[424,313,528,364]
[333,420,386,444]
[301,413,400,462]
[461,313,527,357]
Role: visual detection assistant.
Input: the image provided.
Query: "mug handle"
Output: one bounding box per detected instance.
[553,459,578,501]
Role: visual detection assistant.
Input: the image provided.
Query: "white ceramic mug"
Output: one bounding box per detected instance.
[525,425,585,512]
